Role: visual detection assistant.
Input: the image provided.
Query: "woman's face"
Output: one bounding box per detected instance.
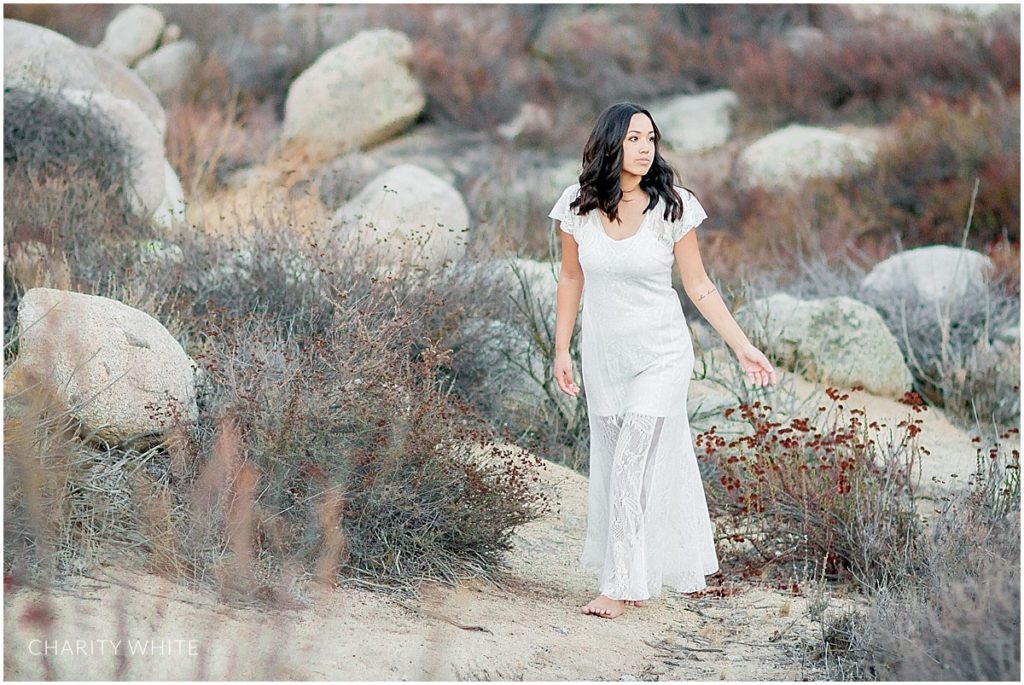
[620,112,655,177]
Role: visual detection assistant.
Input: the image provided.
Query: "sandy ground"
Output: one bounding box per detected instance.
[4,371,1015,681]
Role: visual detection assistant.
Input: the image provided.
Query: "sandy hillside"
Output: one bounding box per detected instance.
[4,370,1014,681]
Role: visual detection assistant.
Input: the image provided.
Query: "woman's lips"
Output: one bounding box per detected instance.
[637,158,650,163]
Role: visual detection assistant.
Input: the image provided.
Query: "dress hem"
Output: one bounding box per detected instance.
[579,557,720,597]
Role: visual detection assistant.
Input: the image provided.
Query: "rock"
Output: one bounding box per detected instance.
[283,28,426,160]
[86,44,167,138]
[847,3,1008,32]
[737,293,913,398]
[61,88,168,221]
[3,19,180,229]
[734,124,878,190]
[315,153,391,210]
[14,288,198,444]
[211,4,367,100]
[134,40,200,101]
[497,102,555,141]
[944,4,1003,17]
[330,163,469,273]
[97,4,166,66]
[649,90,738,154]
[688,319,720,352]
[151,158,188,230]
[533,6,653,68]
[187,248,323,294]
[161,22,182,45]
[994,324,1020,345]
[860,245,995,308]
[4,19,166,136]
[784,26,827,56]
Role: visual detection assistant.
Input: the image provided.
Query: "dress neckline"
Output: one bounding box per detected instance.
[591,196,657,242]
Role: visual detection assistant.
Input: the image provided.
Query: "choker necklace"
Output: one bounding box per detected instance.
[621,187,643,202]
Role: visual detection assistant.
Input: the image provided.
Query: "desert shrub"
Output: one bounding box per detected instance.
[4,262,553,599]
[2,360,183,581]
[717,94,1018,282]
[394,5,550,132]
[491,258,587,467]
[730,17,1020,129]
[868,93,1020,249]
[3,87,159,356]
[806,433,1020,680]
[3,86,139,229]
[163,88,277,196]
[168,298,551,594]
[4,183,555,598]
[856,254,1020,437]
[699,387,930,591]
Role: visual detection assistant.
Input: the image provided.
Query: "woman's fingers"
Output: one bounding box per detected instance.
[554,368,572,395]
[747,368,772,387]
[561,370,578,396]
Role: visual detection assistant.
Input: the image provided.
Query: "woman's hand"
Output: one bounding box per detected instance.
[553,350,580,397]
[733,342,777,387]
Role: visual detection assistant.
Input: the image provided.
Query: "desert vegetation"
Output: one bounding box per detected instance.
[3,3,1019,680]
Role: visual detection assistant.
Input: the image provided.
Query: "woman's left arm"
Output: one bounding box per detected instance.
[673,230,777,387]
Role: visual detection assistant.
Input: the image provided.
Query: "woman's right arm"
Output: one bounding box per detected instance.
[555,225,584,352]
[553,225,583,396]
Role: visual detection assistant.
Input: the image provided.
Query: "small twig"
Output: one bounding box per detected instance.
[393,599,493,633]
[768,616,802,643]
[672,644,724,654]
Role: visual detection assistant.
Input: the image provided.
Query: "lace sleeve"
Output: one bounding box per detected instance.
[548,183,582,240]
[671,187,708,242]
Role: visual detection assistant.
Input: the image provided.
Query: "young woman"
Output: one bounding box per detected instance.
[548,102,777,619]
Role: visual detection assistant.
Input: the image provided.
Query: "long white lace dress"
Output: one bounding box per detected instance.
[549,182,720,600]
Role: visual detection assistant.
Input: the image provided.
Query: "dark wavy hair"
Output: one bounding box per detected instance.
[569,101,698,225]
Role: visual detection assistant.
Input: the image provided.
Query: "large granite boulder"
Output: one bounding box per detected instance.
[649,90,738,154]
[861,245,995,308]
[4,18,165,135]
[134,40,200,101]
[737,293,913,398]
[735,124,878,190]
[13,288,198,443]
[330,163,469,272]
[97,4,166,66]
[61,88,168,220]
[4,19,182,228]
[283,29,426,160]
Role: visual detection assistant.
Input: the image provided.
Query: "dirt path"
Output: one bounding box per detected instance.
[4,458,830,681]
[6,373,1008,680]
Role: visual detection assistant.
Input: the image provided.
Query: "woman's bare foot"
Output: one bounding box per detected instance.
[581,595,625,618]
[623,599,648,607]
